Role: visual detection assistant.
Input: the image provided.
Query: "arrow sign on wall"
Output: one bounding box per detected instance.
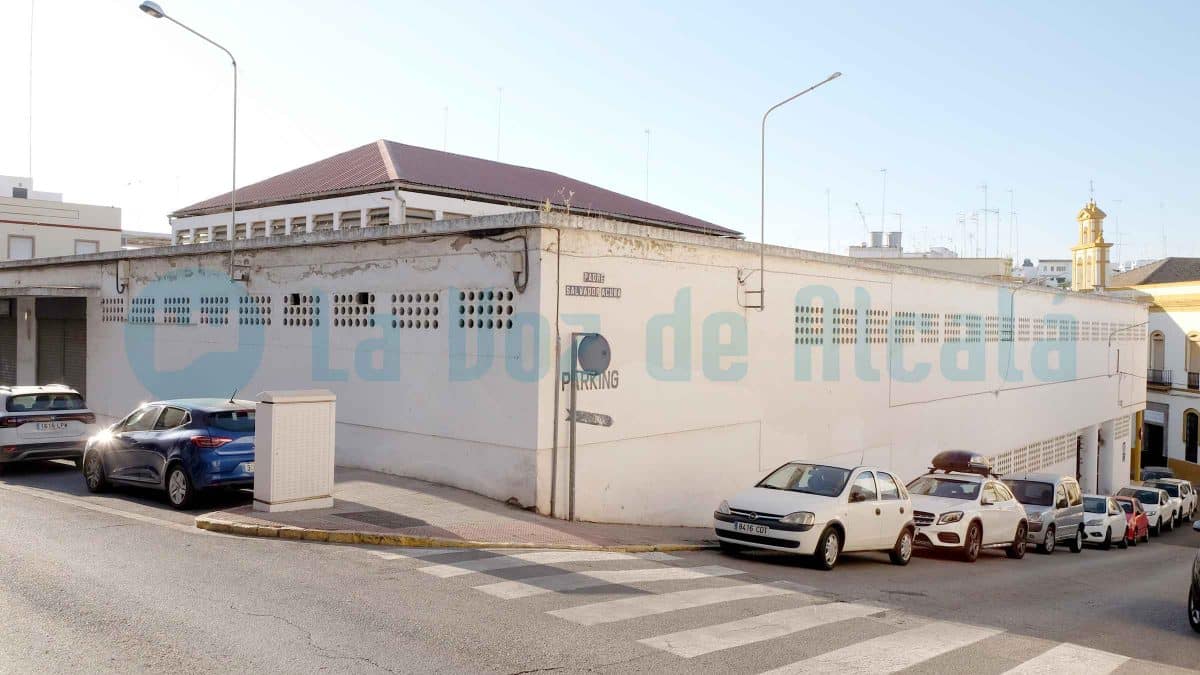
[565,409,613,427]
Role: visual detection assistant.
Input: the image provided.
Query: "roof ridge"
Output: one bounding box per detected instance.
[377,139,399,181]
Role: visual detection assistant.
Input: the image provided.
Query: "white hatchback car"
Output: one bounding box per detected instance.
[907,451,1028,562]
[1083,494,1128,549]
[714,462,915,570]
[0,385,98,474]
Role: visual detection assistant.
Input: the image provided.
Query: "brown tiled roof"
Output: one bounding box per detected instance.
[172,140,739,237]
[1110,257,1200,287]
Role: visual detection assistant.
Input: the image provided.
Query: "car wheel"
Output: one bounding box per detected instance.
[1006,522,1027,559]
[1069,527,1084,553]
[961,522,982,563]
[1101,527,1112,550]
[812,527,840,571]
[1118,529,1128,549]
[1152,519,1161,536]
[1190,582,1200,634]
[889,528,913,566]
[166,465,195,509]
[1039,525,1056,554]
[718,540,744,554]
[1167,516,1175,532]
[1142,527,1151,543]
[83,452,108,493]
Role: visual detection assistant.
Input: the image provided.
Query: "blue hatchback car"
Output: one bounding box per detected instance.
[82,399,256,508]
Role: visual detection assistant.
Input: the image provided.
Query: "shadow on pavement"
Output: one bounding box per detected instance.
[0,459,251,515]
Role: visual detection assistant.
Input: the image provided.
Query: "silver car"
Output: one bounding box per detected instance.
[1003,473,1085,554]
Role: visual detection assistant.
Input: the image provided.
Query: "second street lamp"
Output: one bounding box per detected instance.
[139,1,238,279]
[753,71,842,310]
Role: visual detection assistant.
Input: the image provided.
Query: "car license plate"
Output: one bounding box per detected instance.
[734,522,769,536]
[243,462,255,474]
[36,421,67,432]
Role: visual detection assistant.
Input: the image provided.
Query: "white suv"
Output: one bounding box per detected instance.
[0,385,98,474]
[907,451,1029,562]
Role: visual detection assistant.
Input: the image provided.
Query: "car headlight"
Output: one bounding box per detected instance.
[1086,519,1103,527]
[937,511,964,525]
[716,500,732,515]
[1147,510,1157,517]
[779,511,815,526]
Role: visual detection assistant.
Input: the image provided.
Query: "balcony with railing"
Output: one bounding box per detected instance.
[1189,371,1199,391]
[1148,369,1173,388]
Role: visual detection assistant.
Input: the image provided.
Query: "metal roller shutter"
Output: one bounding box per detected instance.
[0,313,15,386]
[34,298,88,397]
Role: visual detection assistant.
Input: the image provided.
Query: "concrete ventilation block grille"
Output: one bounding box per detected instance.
[238,295,272,326]
[198,296,230,326]
[163,297,192,325]
[101,298,126,323]
[893,311,917,344]
[391,291,440,330]
[332,292,376,328]
[794,304,825,346]
[920,312,940,343]
[456,289,515,330]
[282,293,321,327]
[831,307,856,345]
[128,297,156,325]
[865,309,890,344]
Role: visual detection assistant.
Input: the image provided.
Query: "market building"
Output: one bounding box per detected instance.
[0,145,1149,526]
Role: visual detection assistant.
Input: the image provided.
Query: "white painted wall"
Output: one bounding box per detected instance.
[537,223,1145,525]
[1144,287,1200,464]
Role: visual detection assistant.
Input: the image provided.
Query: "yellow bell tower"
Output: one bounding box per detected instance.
[1071,199,1113,292]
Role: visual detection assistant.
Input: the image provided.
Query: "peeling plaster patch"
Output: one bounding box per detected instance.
[411,256,441,272]
[450,236,472,251]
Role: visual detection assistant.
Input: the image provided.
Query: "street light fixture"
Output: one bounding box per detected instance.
[139,1,238,279]
[753,71,842,310]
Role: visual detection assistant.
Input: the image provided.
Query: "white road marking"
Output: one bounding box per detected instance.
[1001,643,1129,675]
[760,620,1001,674]
[474,565,744,600]
[638,600,883,658]
[548,582,798,626]
[418,550,638,578]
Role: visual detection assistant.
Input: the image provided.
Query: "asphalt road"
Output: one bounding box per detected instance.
[2,460,1199,674]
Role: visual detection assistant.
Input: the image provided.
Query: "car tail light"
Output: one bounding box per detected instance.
[0,417,20,428]
[191,436,233,449]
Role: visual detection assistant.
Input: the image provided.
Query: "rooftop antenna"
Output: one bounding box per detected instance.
[228,387,238,404]
[825,188,832,254]
[28,0,35,179]
[643,128,650,201]
[879,169,887,232]
[1007,188,1015,260]
[495,86,502,161]
[978,183,988,257]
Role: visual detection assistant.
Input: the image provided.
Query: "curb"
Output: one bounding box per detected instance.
[194,515,717,553]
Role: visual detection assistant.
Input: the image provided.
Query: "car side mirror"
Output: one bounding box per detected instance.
[981,496,994,506]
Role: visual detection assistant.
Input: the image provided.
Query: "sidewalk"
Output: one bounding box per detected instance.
[196,467,716,552]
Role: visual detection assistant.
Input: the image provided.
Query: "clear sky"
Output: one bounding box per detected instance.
[1,0,1196,264]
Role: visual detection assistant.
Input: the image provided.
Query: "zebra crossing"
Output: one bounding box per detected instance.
[358,546,1188,674]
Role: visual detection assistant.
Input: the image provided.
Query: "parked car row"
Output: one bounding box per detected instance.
[714,450,1195,570]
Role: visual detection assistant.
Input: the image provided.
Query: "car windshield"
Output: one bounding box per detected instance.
[1083,497,1107,513]
[1117,500,1134,514]
[1004,480,1055,507]
[1118,488,1160,505]
[6,393,85,412]
[906,476,980,500]
[207,409,255,432]
[1153,483,1180,498]
[756,463,851,497]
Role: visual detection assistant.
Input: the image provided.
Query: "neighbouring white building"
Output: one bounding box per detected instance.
[1111,258,1200,481]
[848,231,1011,279]
[0,176,122,260]
[0,146,1148,526]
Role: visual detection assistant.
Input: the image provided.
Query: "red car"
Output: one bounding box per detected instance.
[1114,496,1151,546]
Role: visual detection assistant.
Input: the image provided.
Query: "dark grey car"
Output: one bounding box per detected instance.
[1004,473,1085,554]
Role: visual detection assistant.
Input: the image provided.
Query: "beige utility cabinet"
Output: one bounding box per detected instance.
[253,389,336,512]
